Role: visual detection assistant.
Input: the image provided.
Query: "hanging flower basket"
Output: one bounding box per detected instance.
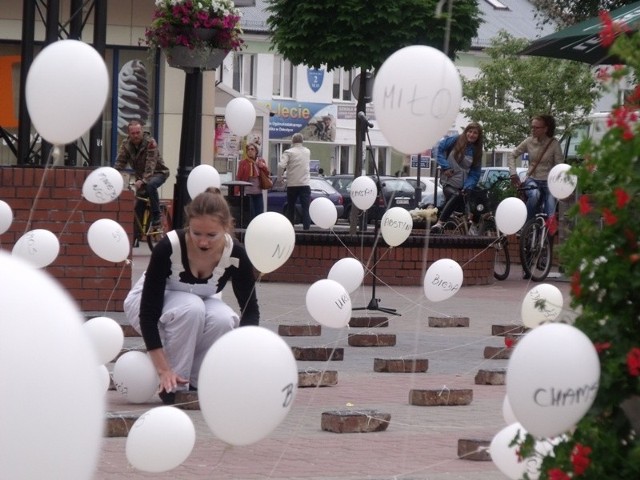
[164,46,229,72]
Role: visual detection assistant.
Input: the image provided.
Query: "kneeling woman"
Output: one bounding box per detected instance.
[124,187,259,404]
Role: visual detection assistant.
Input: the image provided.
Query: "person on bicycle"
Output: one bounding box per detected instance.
[114,120,170,227]
[508,114,564,222]
[123,187,260,405]
[430,122,484,234]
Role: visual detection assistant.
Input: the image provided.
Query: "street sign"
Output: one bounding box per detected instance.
[410,155,430,169]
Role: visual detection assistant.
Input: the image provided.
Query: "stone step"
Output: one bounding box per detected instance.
[321,409,391,433]
[175,391,200,410]
[409,389,472,406]
[348,333,396,347]
[428,316,470,328]
[457,439,491,461]
[373,358,428,373]
[291,347,344,361]
[348,316,389,328]
[298,370,338,387]
[278,324,322,336]
[105,413,140,437]
[474,368,506,385]
[483,346,512,360]
[491,324,528,336]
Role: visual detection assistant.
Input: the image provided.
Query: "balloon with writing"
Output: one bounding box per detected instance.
[349,175,378,210]
[82,167,124,204]
[306,278,352,328]
[198,326,298,446]
[423,258,463,302]
[548,163,577,200]
[506,323,600,438]
[521,283,564,329]
[327,257,365,294]
[12,228,60,268]
[112,351,159,404]
[87,218,130,263]
[380,207,413,247]
[372,45,462,154]
[244,212,295,274]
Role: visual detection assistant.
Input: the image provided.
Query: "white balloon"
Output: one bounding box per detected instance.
[350,176,378,210]
[495,197,527,235]
[506,323,600,438]
[82,167,124,204]
[521,283,564,329]
[502,395,517,425]
[309,197,337,229]
[423,258,463,302]
[244,212,295,273]
[199,326,298,446]
[26,39,109,145]
[0,251,104,479]
[548,163,577,200]
[87,218,130,263]
[97,364,111,393]
[372,45,462,154]
[490,423,551,479]
[225,97,256,136]
[306,279,352,329]
[187,164,221,199]
[83,316,125,364]
[380,207,413,247]
[12,228,60,268]
[327,257,365,294]
[112,351,159,404]
[0,200,13,235]
[126,406,196,473]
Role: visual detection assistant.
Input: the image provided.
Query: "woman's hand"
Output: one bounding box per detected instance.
[148,348,189,393]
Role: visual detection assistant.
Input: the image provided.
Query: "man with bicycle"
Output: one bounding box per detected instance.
[115,120,170,228]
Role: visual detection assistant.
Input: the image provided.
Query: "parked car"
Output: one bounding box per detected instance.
[402,175,445,208]
[478,166,527,189]
[266,176,344,224]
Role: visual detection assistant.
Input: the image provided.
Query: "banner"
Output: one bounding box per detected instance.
[259,100,337,142]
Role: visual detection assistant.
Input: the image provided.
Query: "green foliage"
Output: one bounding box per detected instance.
[265,0,481,71]
[461,31,598,150]
[531,0,637,28]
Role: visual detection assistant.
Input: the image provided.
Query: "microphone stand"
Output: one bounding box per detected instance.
[352,118,400,316]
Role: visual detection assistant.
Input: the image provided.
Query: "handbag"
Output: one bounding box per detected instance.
[258,168,273,190]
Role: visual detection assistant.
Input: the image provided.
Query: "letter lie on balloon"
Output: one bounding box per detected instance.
[548,163,577,200]
[521,283,564,329]
[12,229,60,268]
[349,175,378,210]
[244,212,295,274]
[372,45,462,154]
[87,218,130,263]
[423,258,463,302]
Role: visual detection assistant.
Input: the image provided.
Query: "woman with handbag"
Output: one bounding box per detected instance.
[235,142,271,222]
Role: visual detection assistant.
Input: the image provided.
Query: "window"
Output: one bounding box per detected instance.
[272,55,294,97]
[332,67,357,101]
[232,53,256,96]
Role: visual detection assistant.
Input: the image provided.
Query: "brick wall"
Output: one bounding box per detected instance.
[0,166,133,311]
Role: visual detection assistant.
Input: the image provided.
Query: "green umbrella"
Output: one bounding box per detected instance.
[519,1,640,65]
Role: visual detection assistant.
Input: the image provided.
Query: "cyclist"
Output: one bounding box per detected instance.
[115,120,170,229]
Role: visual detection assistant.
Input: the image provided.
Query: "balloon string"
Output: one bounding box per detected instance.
[57,197,84,240]
[103,260,131,313]
[24,145,56,233]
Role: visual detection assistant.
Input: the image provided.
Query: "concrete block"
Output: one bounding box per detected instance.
[474,368,507,385]
[348,316,389,328]
[373,358,428,373]
[409,388,473,406]
[483,346,512,360]
[298,370,338,387]
[175,391,200,410]
[348,333,396,347]
[278,324,321,336]
[291,347,344,361]
[428,316,470,327]
[457,439,491,461]
[321,409,391,433]
[105,413,139,437]
[492,324,527,336]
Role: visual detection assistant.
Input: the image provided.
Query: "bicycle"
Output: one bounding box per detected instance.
[129,184,172,252]
[516,182,554,281]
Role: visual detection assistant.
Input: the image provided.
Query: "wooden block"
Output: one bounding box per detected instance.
[321,409,391,433]
[175,391,200,410]
[105,413,139,437]
[373,358,428,373]
[298,370,338,387]
[348,333,396,347]
[474,368,507,385]
[457,439,491,461]
[428,316,470,327]
[483,346,512,360]
[278,324,321,336]
[348,316,389,328]
[409,389,473,406]
[122,324,141,337]
[492,324,527,336]
[291,347,344,361]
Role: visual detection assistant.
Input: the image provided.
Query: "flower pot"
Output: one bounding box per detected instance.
[164,46,229,72]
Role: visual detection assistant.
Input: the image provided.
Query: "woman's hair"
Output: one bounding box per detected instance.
[246,143,260,155]
[534,114,556,137]
[452,121,484,167]
[184,187,234,231]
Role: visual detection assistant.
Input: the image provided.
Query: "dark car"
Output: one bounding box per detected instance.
[266,176,344,224]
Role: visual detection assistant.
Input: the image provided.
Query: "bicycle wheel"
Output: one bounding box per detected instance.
[146,205,169,251]
[480,217,510,281]
[519,218,552,281]
[442,217,465,235]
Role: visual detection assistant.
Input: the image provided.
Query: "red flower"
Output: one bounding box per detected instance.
[596,66,611,82]
[594,341,612,354]
[545,214,559,235]
[627,348,640,376]
[599,10,631,47]
[548,468,571,480]
[579,195,593,215]
[602,207,618,226]
[571,443,592,476]
[571,271,582,298]
[607,106,638,140]
[615,188,631,208]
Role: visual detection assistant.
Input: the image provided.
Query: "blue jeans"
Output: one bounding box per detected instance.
[286,186,311,230]
[523,178,556,221]
[247,193,264,221]
[144,173,168,221]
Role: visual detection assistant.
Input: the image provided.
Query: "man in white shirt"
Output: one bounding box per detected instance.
[277,133,311,230]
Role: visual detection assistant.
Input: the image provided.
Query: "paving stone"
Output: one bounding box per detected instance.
[409,388,473,406]
[474,368,507,385]
[298,370,338,387]
[278,324,322,336]
[492,324,528,336]
[105,413,139,437]
[373,358,428,373]
[428,316,470,327]
[457,439,491,461]
[175,391,200,410]
[321,409,391,433]
[121,324,141,337]
[348,316,389,328]
[483,346,512,360]
[348,333,396,347]
[291,346,344,361]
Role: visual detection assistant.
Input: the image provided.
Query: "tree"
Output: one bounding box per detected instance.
[531,0,636,28]
[461,31,598,152]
